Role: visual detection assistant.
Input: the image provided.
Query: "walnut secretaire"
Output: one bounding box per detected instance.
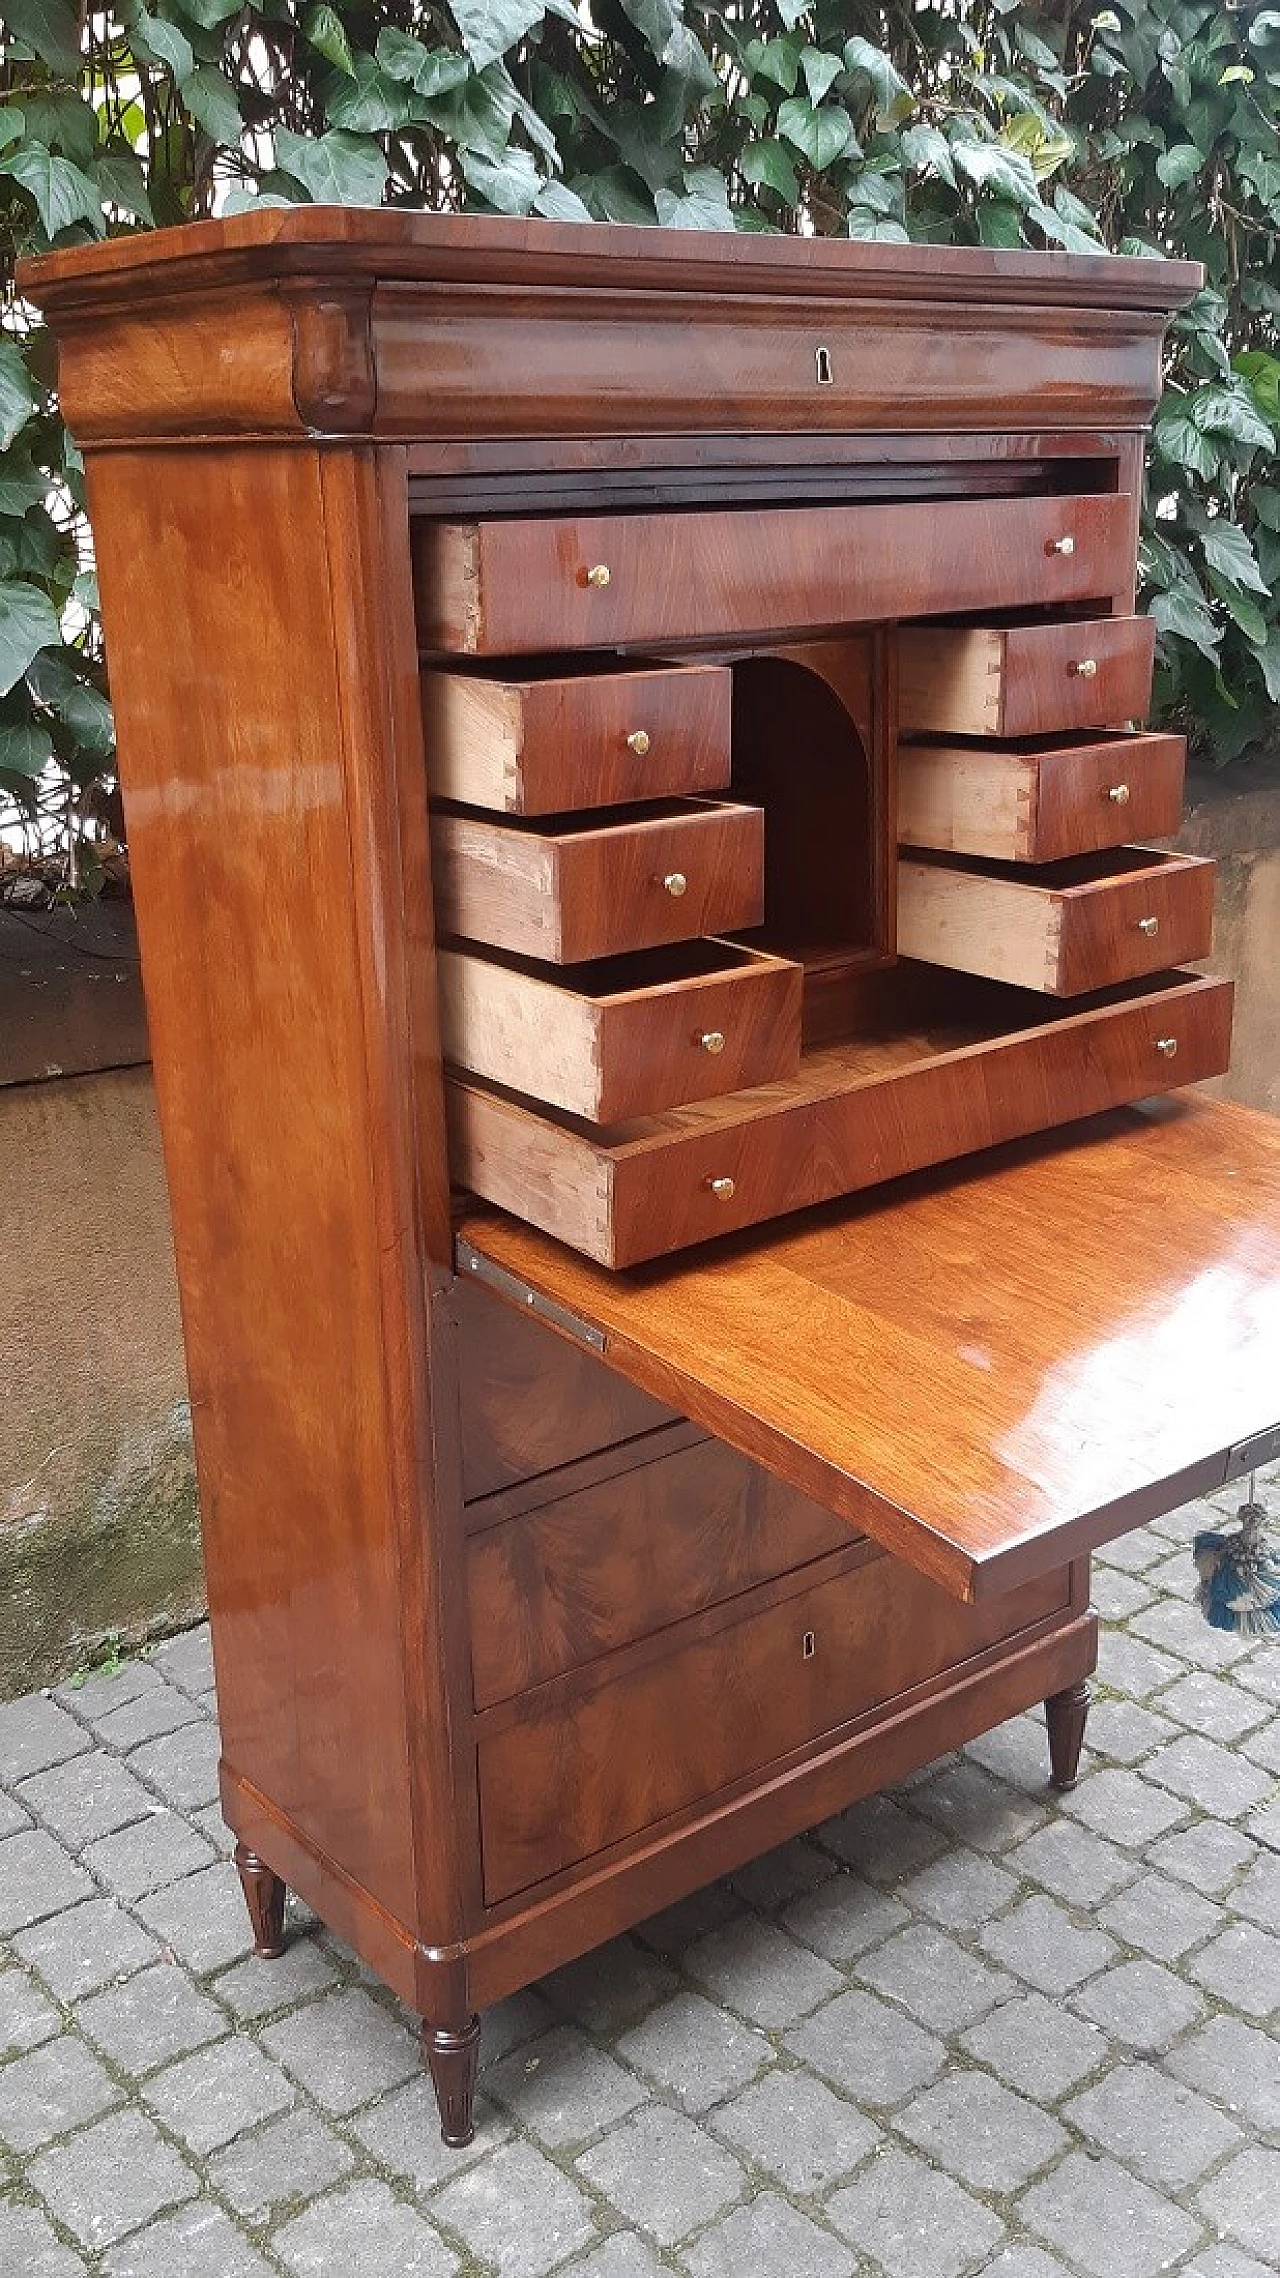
[25,213,1280,2148]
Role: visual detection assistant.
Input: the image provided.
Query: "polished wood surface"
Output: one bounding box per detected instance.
[432,798,764,964]
[898,847,1215,996]
[900,616,1156,740]
[414,495,1135,655]
[449,969,1233,1264]
[897,731,1186,864]
[458,1095,1280,1603]
[421,663,732,814]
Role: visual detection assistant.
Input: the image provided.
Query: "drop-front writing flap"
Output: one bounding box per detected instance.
[455,1097,1280,1605]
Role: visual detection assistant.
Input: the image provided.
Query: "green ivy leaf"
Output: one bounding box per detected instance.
[0,109,25,156]
[0,144,104,239]
[0,459,48,517]
[1251,484,1280,533]
[0,340,38,452]
[449,0,545,73]
[800,47,842,105]
[740,137,800,205]
[96,151,155,224]
[0,719,55,777]
[180,66,244,145]
[842,37,912,122]
[1200,517,1269,593]
[71,568,100,613]
[1156,141,1203,188]
[776,0,809,27]
[1150,581,1222,661]
[1153,410,1222,477]
[461,144,541,212]
[2,0,82,78]
[301,6,356,76]
[0,580,61,699]
[1205,567,1267,643]
[748,38,801,94]
[27,649,115,756]
[777,96,856,169]
[846,206,909,241]
[900,123,956,187]
[324,57,414,132]
[1190,385,1275,451]
[533,179,593,221]
[134,10,195,81]
[170,0,242,27]
[977,197,1026,247]
[275,127,389,205]
[656,168,735,229]
[375,31,471,96]
[1248,630,1280,703]
[417,61,517,157]
[951,138,1039,207]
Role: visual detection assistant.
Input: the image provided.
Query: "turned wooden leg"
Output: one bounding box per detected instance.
[423,2015,481,2147]
[1046,1679,1091,1792]
[234,1842,287,1958]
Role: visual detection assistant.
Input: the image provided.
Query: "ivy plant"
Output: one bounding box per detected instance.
[2,0,1277,883]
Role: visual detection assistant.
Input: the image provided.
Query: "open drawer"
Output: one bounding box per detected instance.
[455,1095,1280,1604]
[897,847,1215,996]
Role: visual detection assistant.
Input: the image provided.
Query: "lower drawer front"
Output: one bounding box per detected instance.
[468,1437,850,1709]
[478,1554,1070,1901]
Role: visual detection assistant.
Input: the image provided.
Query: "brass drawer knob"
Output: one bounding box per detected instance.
[1107,782,1131,805]
[1047,535,1076,556]
[627,729,651,755]
[1156,1036,1178,1058]
[662,871,688,898]
[699,1030,726,1055]
[1137,915,1160,936]
[1070,656,1099,678]
[706,1174,736,1200]
[584,563,611,588]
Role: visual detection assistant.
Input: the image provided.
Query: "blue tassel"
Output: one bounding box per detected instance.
[1193,1483,1280,1637]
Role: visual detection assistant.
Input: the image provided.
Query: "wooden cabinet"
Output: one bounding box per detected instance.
[27,212,1280,2157]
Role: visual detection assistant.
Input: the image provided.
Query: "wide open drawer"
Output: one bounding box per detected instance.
[897,848,1215,996]
[455,1094,1280,1605]
[415,494,1133,655]
[898,731,1186,864]
[421,660,732,813]
[899,615,1155,739]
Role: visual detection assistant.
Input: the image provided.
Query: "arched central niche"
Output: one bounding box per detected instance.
[728,638,889,974]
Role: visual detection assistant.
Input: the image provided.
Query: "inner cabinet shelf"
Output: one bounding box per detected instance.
[30,212,1280,2159]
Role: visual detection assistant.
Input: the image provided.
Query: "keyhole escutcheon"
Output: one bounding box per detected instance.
[802,1630,816,1660]
[815,345,834,387]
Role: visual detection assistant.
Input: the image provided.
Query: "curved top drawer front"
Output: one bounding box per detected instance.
[414,494,1133,657]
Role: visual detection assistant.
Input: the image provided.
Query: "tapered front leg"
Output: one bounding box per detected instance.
[1045,1679,1091,1791]
[423,2015,481,2147]
[234,1842,288,1958]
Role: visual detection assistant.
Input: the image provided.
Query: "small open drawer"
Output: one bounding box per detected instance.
[897,848,1215,997]
[898,731,1186,865]
[439,938,802,1123]
[899,615,1155,740]
[431,798,765,964]
[455,1093,1280,1605]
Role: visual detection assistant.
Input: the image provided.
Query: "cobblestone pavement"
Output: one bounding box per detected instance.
[2,1474,1277,2278]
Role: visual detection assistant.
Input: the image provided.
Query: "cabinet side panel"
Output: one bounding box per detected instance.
[86,445,423,1924]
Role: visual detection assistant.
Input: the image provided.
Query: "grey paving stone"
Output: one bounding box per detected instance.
[1186,1919,1280,2018]
[0,1829,93,1932]
[0,2036,120,2152]
[140,2033,295,2153]
[779,1871,909,1964]
[615,1991,771,2114]
[275,2178,458,2278]
[1096,1869,1222,1962]
[907,1759,1048,1852]
[210,2106,357,2221]
[1159,1671,1269,1742]
[973,2254,1072,2278]
[1096,1633,1182,1698]
[1059,1767,1189,1847]
[0,1695,91,1783]
[959,1989,1109,2100]
[1181,2252,1278,2278]
[680,2189,855,2278]
[563,2241,664,2278]
[12,1897,160,2002]
[351,2076,509,2192]
[0,1788,31,1836]
[854,1923,1015,2032]
[683,1914,842,2028]
[541,1937,678,2037]
[0,2199,89,2277]
[1095,1531,1166,1575]
[101,2201,272,2278]
[477,1987,558,2069]
[261,1986,419,2114]
[1144,1734,1274,1819]
[710,2068,879,2196]
[0,1965,61,2055]
[964,1712,1057,1796]
[128,1723,221,1811]
[1019,2149,1203,2278]
[1091,1567,1157,1622]
[1229,1846,1280,1928]
[978,1894,1117,1995]
[28,2107,198,2252]
[55,1662,165,1721]
[1243,1795,1280,1850]
[485,2024,646,2148]
[1167,2011,1280,2132]
[1006,1818,1138,1907]
[191,1803,235,1856]
[1071,1955,1205,2051]
[729,1835,836,1913]
[576,2105,745,2247]
[826,2145,1004,2278]
[1082,1698,1180,1766]
[17,1752,154,1852]
[432,2138,594,2274]
[211,1935,339,2020]
[90,1687,205,1752]
[146,1627,216,1697]
[634,1884,743,1958]
[1235,1649,1280,1706]
[134,1863,254,1974]
[896,1846,1017,1931]
[786,1988,945,2108]
[818,1793,950,1883]
[1195,2146,1280,2263]
[1240,1715,1280,1775]
[896,2065,1066,2192]
[1065,2061,1242,2190]
[1130,1597,1256,1669]
[81,1813,216,1902]
[1147,1819,1258,1897]
[79,1961,226,2075]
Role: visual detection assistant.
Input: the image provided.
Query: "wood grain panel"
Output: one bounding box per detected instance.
[897,732,1186,864]
[899,616,1155,739]
[898,849,1215,995]
[420,664,731,814]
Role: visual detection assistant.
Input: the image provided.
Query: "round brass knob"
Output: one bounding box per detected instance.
[1047,535,1076,556]
[1156,1036,1178,1058]
[706,1175,736,1200]
[627,729,651,756]
[699,1030,725,1055]
[1137,915,1160,935]
[1070,656,1099,678]
[1107,783,1131,805]
[584,563,611,588]
[662,872,688,898]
